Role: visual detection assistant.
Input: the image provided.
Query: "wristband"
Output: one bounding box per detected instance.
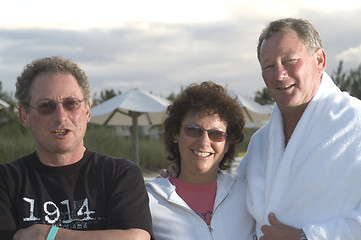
[46,226,59,240]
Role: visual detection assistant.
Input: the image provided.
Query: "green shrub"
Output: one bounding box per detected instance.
[0,111,36,163]
[84,124,132,159]
[84,123,169,172]
[139,138,168,170]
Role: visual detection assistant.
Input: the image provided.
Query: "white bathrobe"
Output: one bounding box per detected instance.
[240,72,361,239]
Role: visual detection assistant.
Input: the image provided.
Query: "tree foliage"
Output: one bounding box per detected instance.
[92,89,121,106]
[331,61,361,100]
[254,87,274,105]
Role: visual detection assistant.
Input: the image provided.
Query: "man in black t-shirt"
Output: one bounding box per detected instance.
[0,56,152,240]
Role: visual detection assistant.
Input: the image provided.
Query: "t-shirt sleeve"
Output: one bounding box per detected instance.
[105,161,153,235]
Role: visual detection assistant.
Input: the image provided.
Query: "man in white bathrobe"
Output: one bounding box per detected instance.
[243,18,361,239]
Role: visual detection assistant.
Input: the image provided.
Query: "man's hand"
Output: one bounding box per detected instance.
[13,224,51,240]
[260,213,303,240]
[159,162,179,178]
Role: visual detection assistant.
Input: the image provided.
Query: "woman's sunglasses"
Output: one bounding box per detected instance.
[181,124,228,142]
[26,97,84,115]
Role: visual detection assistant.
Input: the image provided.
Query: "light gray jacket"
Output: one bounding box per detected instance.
[146,171,254,240]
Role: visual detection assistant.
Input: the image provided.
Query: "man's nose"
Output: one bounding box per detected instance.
[275,64,288,81]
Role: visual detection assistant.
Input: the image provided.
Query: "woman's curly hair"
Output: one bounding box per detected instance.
[163,81,245,171]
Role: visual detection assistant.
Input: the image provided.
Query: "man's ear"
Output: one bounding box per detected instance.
[18,106,30,128]
[86,101,91,122]
[315,48,326,73]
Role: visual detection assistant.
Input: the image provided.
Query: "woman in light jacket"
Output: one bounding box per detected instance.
[146,81,254,240]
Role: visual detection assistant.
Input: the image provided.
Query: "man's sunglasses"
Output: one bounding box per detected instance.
[181,124,228,142]
[26,98,85,115]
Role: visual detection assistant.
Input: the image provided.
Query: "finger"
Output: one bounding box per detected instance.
[169,166,179,178]
[261,224,268,234]
[268,212,281,225]
[159,169,169,178]
[166,163,180,178]
[261,225,274,239]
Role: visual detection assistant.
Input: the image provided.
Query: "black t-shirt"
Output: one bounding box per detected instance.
[0,150,152,239]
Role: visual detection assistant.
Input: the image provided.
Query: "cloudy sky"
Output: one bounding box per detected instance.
[1,0,361,100]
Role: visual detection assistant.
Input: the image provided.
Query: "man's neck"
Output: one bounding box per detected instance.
[281,104,308,146]
[36,146,86,167]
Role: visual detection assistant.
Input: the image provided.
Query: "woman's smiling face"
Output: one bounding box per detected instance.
[174,111,229,184]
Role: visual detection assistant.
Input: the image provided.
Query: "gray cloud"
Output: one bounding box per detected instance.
[1,9,361,100]
[0,21,263,99]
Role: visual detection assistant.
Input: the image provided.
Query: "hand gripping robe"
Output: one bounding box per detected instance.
[241,72,361,239]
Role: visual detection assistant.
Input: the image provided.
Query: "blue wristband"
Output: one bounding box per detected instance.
[46,226,59,240]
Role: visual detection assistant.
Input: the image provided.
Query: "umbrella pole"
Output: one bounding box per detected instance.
[131,112,139,165]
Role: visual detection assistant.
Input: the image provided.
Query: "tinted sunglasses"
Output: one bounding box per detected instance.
[27,98,85,115]
[181,124,228,142]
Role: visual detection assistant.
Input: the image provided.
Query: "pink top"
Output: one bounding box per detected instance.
[170,177,217,225]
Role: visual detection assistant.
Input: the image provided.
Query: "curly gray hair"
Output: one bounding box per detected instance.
[15,56,90,108]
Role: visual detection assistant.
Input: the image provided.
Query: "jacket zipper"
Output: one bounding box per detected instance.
[170,192,230,239]
[207,192,229,238]
[152,180,232,239]
[166,200,216,239]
